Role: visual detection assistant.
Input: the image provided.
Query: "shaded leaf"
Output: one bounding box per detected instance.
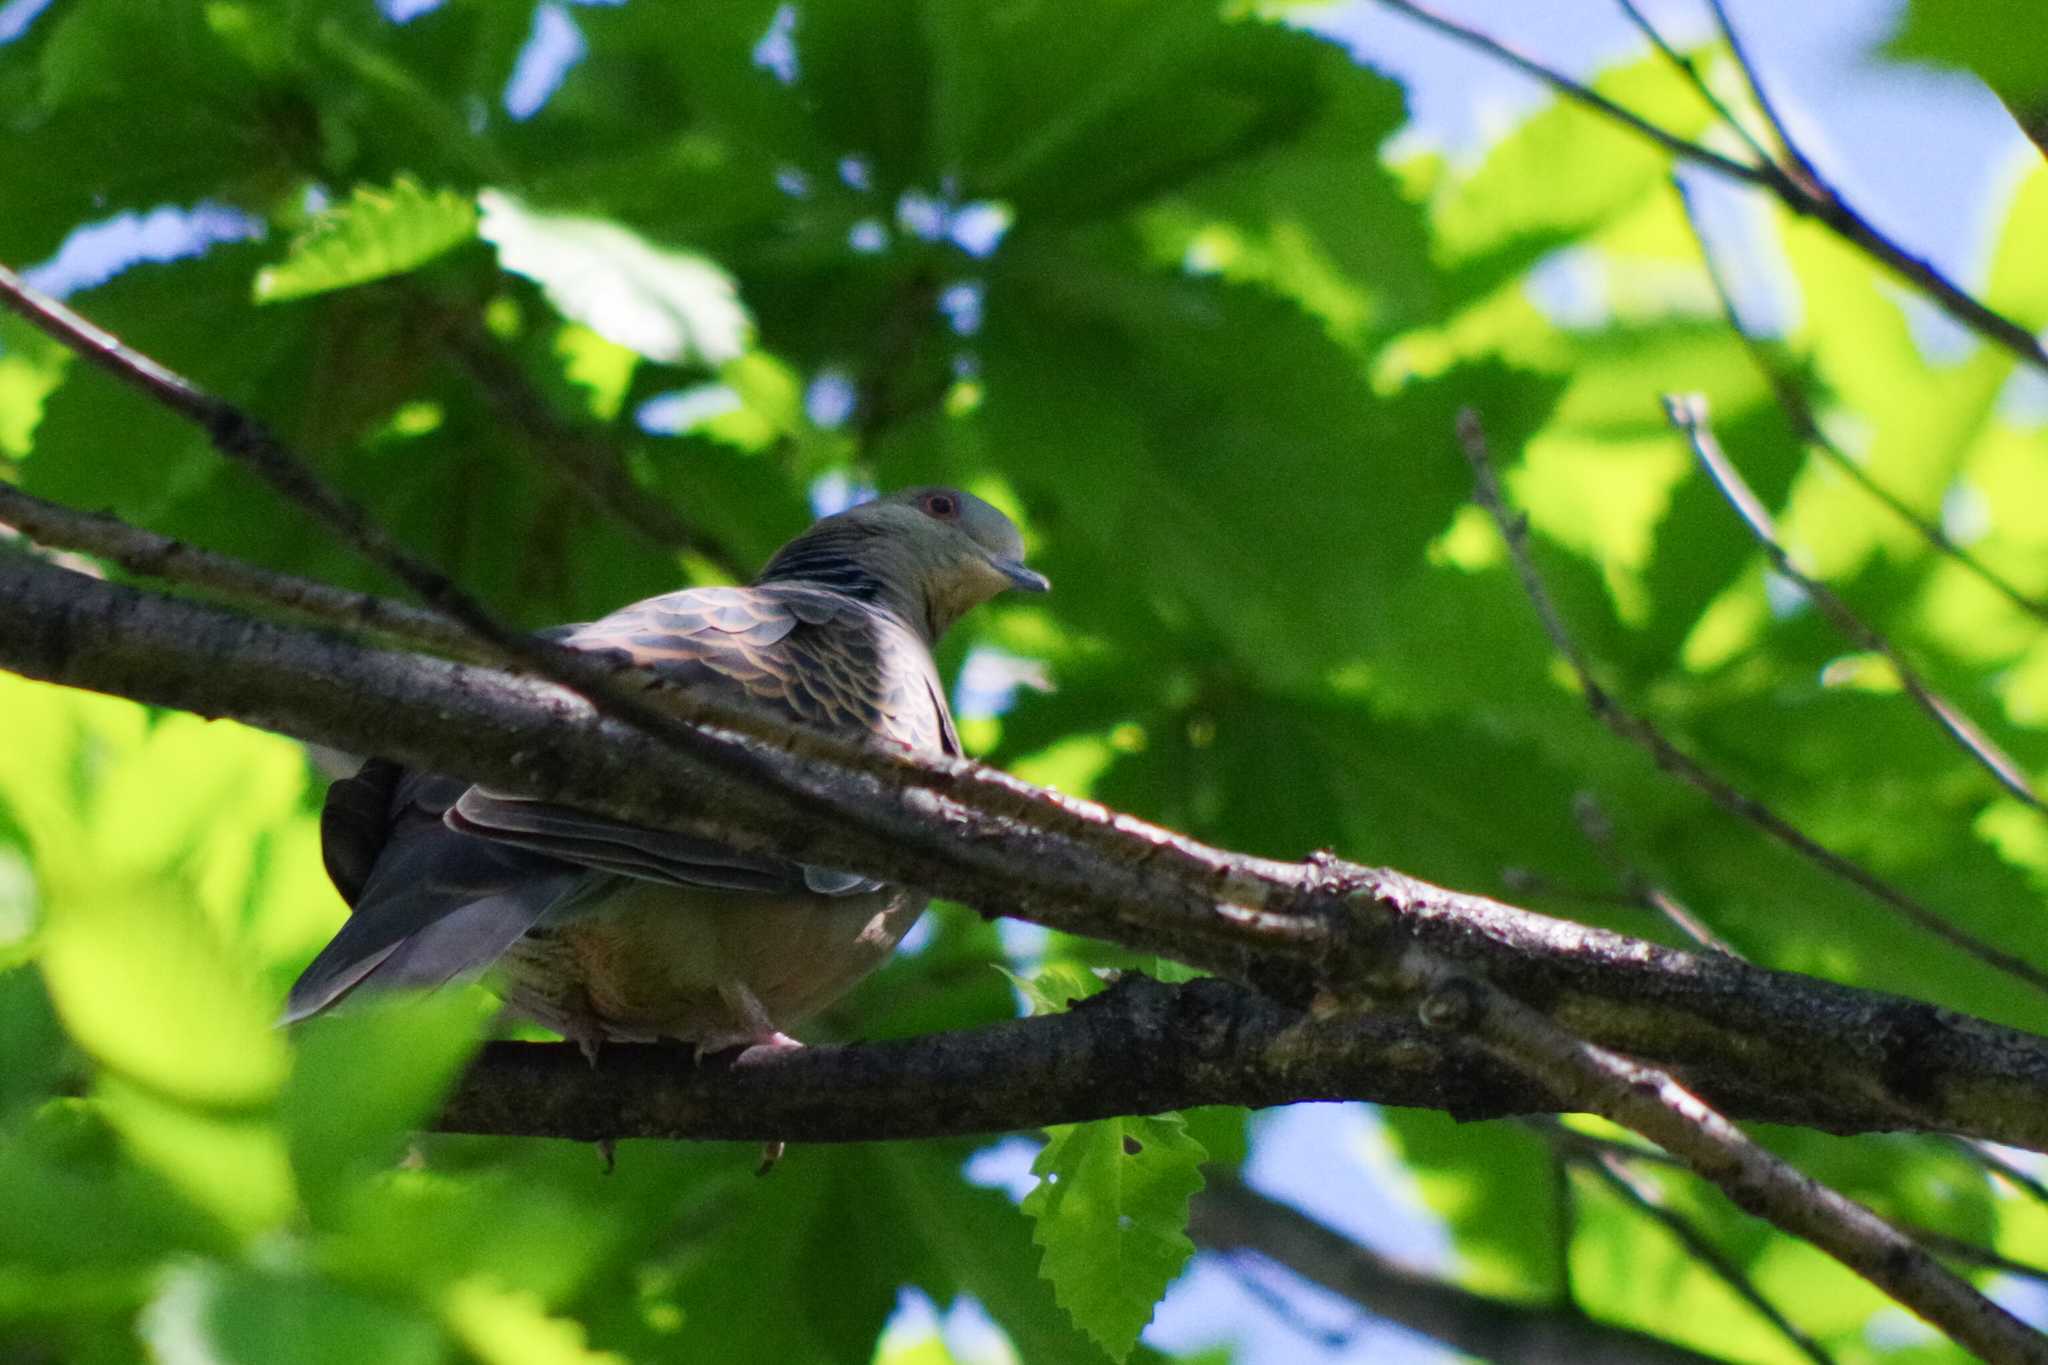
[141,1263,446,1365]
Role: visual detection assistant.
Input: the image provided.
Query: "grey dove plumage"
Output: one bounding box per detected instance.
[285,487,1046,1055]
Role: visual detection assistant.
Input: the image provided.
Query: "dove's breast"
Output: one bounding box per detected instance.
[499,879,928,1051]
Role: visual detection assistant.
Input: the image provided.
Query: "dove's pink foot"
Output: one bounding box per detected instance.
[734,1032,804,1066]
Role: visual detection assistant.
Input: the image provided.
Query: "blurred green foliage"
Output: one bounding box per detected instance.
[2,1,2046,1361]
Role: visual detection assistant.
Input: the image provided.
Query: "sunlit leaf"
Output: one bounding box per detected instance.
[254,178,478,302]
[443,1279,625,1365]
[38,886,286,1110]
[478,190,752,365]
[0,314,71,458]
[1022,1116,1205,1362]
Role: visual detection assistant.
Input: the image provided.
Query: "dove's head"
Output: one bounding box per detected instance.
[758,486,1047,642]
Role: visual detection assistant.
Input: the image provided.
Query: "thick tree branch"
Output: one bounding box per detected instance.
[9,550,2048,1156]
[1189,1173,1735,1365]
[5,272,2043,1355]
[1434,968,2046,1363]
[0,483,488,662]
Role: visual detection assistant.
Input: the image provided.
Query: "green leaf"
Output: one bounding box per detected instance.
[254,179,478,302]
[443,1279,624,1365]
[0,967,66,1116]
[281,991,492,1211]
[1885,0,2048,105]
[37,885,287,1110]
[926,7,1343,223]
[0,314,72,458]
[1022,1115,1206,1362]
[1423,49,1714,277]
[478,190,753,365]
[140,1263,446,1365]
[996,961,1107,1016]
[96,1074,298,1236]
[0,1094,233,1275]
[1138,33,1433,339]
[1381,1110,1559,1301]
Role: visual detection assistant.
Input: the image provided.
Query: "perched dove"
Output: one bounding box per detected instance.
[285,487,1046,1057]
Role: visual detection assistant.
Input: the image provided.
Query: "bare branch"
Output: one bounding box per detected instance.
[1433,968,2048,1363]
[1190,1173,1735,1365]
[1367,0,1769,186]
[1671,178,2048,627]
[0,483,487,663]
[1702,0,1824,191]
[1578,789,2045,1231]
[1455,407,2048,997]
[9,552,2048,1153]
[1573,791,1740,955]
[1612,0,1775,167]
[1667,393,2042,811]
[1558,1125,2048,1285]
[1367,0,2048,376]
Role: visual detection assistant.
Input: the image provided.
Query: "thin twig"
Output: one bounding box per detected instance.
[1425,967,2048,1363]
[1961,1138,2048,1209]
[0,483,490,663]
[1573,791,1740,954]
[1702,0,1823,191]
[1367,0,2048,376]
[1571,1145,1836,1365]
[1612,0,1774,167]
[1666,393,2042,812]
[1454,408,2048,997]
[1553,1125,2048,1285]
[1672,177,2048,626]
[1368,0,1768,185]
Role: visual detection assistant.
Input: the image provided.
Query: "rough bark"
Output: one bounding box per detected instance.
[6,549,2048,1154]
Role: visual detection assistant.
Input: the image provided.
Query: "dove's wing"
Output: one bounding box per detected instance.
[447,585,956,894]
[282,763,589,1022]
[284,586,957,1022]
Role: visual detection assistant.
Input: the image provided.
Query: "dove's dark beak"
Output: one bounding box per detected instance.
[997,558,1050,593]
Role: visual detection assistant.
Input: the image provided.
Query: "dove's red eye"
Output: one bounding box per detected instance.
[922,493,959,519]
